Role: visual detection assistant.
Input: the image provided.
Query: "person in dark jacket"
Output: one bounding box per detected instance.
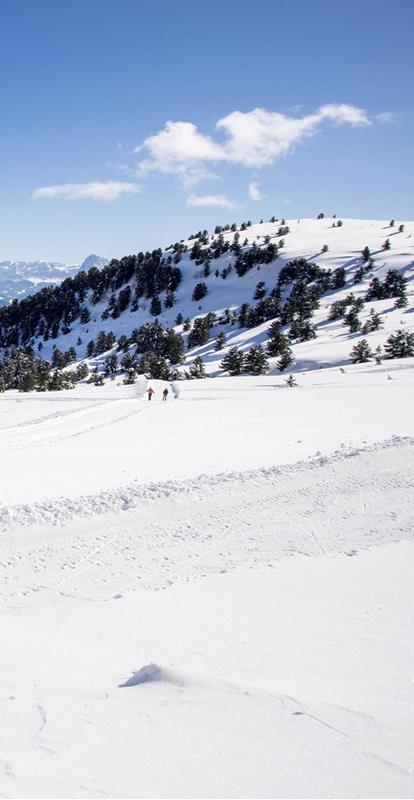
[162,388,169,401]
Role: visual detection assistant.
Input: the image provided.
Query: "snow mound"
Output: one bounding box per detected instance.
[119,663,244,693]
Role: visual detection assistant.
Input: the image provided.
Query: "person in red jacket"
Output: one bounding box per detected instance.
[146,387,155,401]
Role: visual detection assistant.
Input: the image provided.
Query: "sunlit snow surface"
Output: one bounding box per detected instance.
[0,361,413,798]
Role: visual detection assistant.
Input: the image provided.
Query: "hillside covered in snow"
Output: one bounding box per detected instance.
[0,215,412,392]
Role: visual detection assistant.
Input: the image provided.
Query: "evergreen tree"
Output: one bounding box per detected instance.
[214,331,226,351]
[19,371,36,392]
[175,312,184,326]
[76,363,89,381]
[331,267,346,289]
[362,308,383,333]
[123,368,136,384]
[253,281,266,300]
[189,356,206,379]
[104,353,118,378]
[350,339,373,363]
[344,307,361,333]
[384,330,414,359]
[394,290,408,309]
[361,246,371,263]
[383,238,391,250]
[220,346,244,375]
[164,329,185,363]
[277,348,294,372]
[187,317,210,348]
[86,339,95,357]
[243,344,269,375]
[192,282,208,302]
[266,321,289,356]
[399,224,404,233]
[150,295,162,316]
[353,266,365,284]
[321,244,328,253]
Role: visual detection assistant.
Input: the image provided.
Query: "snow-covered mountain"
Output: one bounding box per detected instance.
[0,254,109,304]
[2,215,410,377]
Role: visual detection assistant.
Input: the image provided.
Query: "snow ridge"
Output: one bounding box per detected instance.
[1,434,412,532]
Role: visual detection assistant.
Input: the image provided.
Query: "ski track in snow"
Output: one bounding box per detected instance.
[1,436,413,607]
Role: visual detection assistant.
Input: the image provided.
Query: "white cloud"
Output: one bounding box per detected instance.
[136,121,223,179]
[33,181,140,201]
[186,192,234,209]
[135,103,372,177]
[248,181,264,202]
[375,112,395,124]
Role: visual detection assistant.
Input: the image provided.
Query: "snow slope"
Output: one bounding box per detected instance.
[0,358,413,797]
[27,216,414,375]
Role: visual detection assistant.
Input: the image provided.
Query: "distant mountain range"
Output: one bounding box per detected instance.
[0,254,109,304]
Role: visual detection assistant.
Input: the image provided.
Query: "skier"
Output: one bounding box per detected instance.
[162,387,169,402]
[146,386,155,401]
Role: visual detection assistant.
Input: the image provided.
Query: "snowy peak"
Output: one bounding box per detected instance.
[0,254,108,304]
[80,254,110,271]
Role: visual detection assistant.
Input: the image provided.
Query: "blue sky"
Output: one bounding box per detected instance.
[1,0,413,263]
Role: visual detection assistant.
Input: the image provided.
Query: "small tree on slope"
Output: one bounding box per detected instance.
[277,348,294,372]
[384,330,414,359]
[220,346,244,375]
[350,339,373,363]
[243,345,269,375]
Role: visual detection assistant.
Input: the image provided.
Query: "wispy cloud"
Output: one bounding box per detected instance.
[186,192,235,209]
[248,181,264,202]
[33,181,140,201]
[375,111,396,124]
[135,104,372,182]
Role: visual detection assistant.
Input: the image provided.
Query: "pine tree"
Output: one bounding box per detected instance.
[361,246,371,263]
[123,368,136,384]
[384,329,414,359]
[189,356,206,379]
[362,308,384,333]
[267,321,289,356]
[350,339,373,363]
[394,290,408,309]
[19,371,36,392]
[344,308,361,333]
[214,331,226,351]
[253,281,266,300]
[104,353,118,378]
[354,266,365,284]
[150,296,162,316]
[175,312,184,326]
[243,345,269,375]
[192,282,208,302]
[399,224,404,233]
[277,348,294,372]
[383,238,391,250]
[220,346,244,375]
[332,267,346,289]
[76,363,89,381]
[321,244,328,253]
